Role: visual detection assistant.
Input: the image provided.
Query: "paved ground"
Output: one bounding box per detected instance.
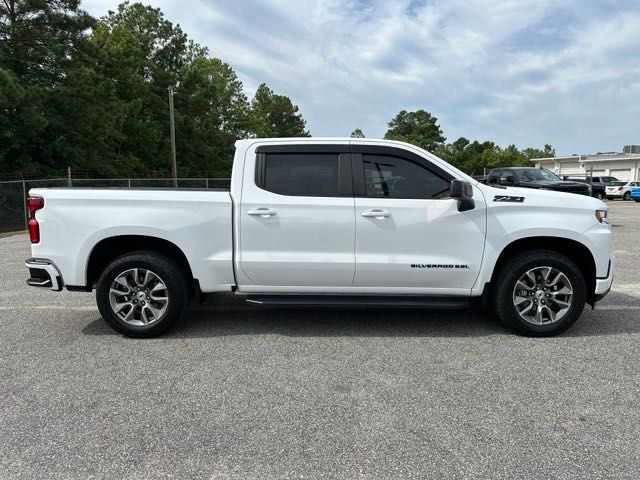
[1,201,639,479]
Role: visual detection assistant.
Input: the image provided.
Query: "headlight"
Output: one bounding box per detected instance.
[595,209,608,224]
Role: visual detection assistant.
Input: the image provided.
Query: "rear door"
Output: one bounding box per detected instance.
[237,143,355,290]
[351,145,486,293]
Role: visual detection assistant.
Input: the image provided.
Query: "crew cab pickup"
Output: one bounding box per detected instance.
[486,167,591,196]
[25,138,614,337]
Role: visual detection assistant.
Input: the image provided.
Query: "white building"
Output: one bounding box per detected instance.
[532,145,640,181]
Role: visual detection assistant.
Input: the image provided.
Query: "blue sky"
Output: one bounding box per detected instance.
[83,0,640,154]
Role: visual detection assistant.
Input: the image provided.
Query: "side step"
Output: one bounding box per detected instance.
[245,294,470,309]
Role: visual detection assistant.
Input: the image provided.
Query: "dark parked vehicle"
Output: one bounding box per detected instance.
[486,167,591,195]
[564,176,619,200]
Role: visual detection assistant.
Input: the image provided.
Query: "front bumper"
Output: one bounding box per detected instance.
[594,257,614,302]
[25,258,63,291]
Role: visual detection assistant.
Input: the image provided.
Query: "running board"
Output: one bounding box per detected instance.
[244,294,471,309]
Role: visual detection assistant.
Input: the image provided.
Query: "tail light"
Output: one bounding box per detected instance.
[618,187,623,191]
[26,196,44,243]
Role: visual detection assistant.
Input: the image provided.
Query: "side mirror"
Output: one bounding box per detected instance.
[499,176,514,186]
[450,179,475,212]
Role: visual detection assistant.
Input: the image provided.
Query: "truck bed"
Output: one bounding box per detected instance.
[29,188,235,292]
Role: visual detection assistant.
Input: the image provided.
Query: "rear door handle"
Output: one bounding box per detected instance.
[361,209,390,219]
[247,208,277,217]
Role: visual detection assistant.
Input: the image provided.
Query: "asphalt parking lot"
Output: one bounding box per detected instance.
[1,201,639,479]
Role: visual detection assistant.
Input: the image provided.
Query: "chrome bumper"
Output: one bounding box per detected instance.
[25,258,63,291]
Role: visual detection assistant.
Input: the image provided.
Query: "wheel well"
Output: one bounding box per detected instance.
[85,235,195,291]
[489,237,597,305]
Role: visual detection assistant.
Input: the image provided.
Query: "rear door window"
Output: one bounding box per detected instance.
[259,153,341,197]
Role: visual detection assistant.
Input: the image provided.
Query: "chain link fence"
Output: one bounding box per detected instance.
[0,177,230,233]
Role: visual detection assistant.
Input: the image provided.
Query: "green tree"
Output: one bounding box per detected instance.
[0,0,94,175]
[176,57,250,176]
[350,128,365,138]
[249,83,309,137]
[0,0,94,85]
[0,68,47,172]
[522,144,555,160]
[384,109,445,152]
[437,137,556,175]
[82,1,191,175]
[0,1,314,178]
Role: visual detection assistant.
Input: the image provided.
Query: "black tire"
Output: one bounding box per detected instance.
[96,251,189,338]
[595,192,603,200]
[494,249,586,336]
[635,199,640,203]
[623,192,631,201]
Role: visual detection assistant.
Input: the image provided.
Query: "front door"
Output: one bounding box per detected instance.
[238,144,355,289]
[352,147,486,294]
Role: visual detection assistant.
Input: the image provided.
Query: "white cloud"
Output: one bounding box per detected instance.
[82,0,640,153]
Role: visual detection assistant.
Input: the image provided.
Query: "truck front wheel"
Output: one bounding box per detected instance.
[96,252,189,338]
[495,250,586,336]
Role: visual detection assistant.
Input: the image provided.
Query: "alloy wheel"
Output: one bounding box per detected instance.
[512,266,573,325]
[109,268,169,326]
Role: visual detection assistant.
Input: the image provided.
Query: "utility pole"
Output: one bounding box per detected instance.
[168,86,178,187]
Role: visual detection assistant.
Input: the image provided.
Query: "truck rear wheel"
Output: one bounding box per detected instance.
[96,252,189,338]
[495,249,586,336]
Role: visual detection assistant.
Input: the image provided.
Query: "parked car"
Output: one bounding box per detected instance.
[485,167,591,195]
[605,181,640,200]
[565,176,619,200]
[24,138,613,338]
[631,186,640,202]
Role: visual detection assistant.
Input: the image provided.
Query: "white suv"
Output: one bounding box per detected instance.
[605,181,640,200]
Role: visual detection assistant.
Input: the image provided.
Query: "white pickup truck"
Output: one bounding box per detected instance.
[25,138,614,337]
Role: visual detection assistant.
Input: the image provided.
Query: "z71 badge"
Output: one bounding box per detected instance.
[493,195,525,203]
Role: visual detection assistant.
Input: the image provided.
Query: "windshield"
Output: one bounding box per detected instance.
[609,181,627,186]
[518,168,561,182]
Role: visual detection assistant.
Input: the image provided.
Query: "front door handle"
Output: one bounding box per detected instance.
[247,208,277,218]
[361,209,390,219]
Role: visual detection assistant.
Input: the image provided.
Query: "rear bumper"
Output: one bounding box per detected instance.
[25,258,63,291]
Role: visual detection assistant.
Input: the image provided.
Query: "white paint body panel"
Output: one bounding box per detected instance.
[29,138,613,300]
[352,189,486,291]
[473,185,612,294]
[29,188,235,291]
